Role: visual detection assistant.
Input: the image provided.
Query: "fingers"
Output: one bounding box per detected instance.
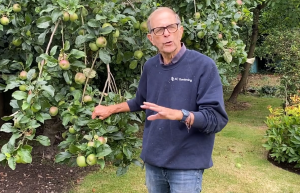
[141,102,162,112]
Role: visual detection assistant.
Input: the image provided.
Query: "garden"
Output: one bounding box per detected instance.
[1,0,300,192]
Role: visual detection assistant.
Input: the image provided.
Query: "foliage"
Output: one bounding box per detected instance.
[259,85,278,97]
[0,0,248,171]
[263,94,300,168]
[161,0,249,84]
[256,30,300,101]
[260,0,300,34]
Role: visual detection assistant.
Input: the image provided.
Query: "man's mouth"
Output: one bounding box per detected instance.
[164,41,172,45]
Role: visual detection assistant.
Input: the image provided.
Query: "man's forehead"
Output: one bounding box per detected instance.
[150,8,175,19]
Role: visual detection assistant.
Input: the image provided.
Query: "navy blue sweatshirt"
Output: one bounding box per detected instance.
[127,48,228,169]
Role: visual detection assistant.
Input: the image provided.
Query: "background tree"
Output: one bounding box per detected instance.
[228,0,300,103]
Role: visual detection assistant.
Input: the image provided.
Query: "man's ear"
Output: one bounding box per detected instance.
[179,26,184,40]
[147,33,154,45]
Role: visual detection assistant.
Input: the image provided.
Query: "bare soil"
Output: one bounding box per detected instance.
[0,74,298,193]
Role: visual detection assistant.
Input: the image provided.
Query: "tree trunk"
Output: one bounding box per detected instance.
[228,2,269,103]
[0,92,3,126]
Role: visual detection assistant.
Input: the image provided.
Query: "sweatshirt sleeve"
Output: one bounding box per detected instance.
[126,63,148,112]
[192,59,228,134]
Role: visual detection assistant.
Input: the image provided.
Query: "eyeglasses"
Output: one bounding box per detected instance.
[150,23,180,36]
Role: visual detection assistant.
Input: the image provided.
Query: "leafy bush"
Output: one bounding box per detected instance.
[259,85,278,97]
[263,94,300,167]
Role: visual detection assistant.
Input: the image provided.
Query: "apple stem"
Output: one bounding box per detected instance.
[81,7,87,66]
[38,20,61,79]
[81,50,100,105]
[193,0,197,14]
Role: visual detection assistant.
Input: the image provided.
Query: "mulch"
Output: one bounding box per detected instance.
[0,156,99,193]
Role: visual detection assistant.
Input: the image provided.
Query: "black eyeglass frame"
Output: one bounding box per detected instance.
[150,23,180,36]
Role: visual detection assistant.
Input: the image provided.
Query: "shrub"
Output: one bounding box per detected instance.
[263,94,300,167]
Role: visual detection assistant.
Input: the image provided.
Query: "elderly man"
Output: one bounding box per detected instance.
[92,7,228,193]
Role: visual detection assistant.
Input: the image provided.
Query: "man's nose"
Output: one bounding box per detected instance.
[163,28,170,36]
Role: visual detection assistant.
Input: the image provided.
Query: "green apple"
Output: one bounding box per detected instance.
[13,4,22,12]
[95,37,107,48]
[76,156,87,167]
[86,154,97,166]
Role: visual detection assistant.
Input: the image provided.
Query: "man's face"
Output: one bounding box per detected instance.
[147,10,183,57]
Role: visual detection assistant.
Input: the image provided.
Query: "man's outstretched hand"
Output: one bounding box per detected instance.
[140,102,182,121]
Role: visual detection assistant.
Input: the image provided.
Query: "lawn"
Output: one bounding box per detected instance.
[69,94,300,193]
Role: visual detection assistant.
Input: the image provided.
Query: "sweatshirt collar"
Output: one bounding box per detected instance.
[159,43,186,65]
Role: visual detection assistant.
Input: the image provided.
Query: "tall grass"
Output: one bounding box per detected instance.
[70,95,300,193]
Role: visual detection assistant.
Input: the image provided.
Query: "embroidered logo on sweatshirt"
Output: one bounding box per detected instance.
[171,77,192,82]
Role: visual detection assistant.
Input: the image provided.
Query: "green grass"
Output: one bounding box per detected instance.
[69,95,300,193]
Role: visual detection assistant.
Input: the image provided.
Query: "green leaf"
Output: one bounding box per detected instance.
[72,61,86,68]
[17,148,32,163]
[55,152,72,163]
[63,71,71,85]
[36,135,51,146]
[0,153,6,162]
[88,119,102,129]
[87,19,101,27]
[25,54,33,70]
[223,51,232,64]
[9,133,21,146]
[96,145,112,157]
[99,49,111,64]
[27,69,36,81]
[36,16,52,28]
[64,41,70,51]
[70,49,86,59]
[116,165,129,176]
[41,85,55,97]
[40,5,56,15]
[37,30,49,44]
[1,116,14,121]
[27,93,35,104]
[96,15,107,20]
[8,157,16,170]
[1,143,14,154]
[35,113,44,123]
[40,113,51,121]
[20,115,30,124]
[22,101,30,110]
[68,144,80,154]
[0,83,5,91]
[99,26,114,35]
[123,146,132,159]
[10,100,19,109]
[0,123,16,133]
[5,82,19,92]
[39,53,58,65]
[123,37,136,45]
[50,45,58,56]
[129,60,138,69]
[51,9,62,23]
[12,91,27,100]
[75,35,87,45]
[0,59,10,67]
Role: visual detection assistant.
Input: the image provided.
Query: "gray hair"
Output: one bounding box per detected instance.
[147,7,181,33]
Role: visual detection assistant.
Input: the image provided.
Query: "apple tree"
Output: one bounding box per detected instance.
[0,0,153,174]
[0,0,248,174]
